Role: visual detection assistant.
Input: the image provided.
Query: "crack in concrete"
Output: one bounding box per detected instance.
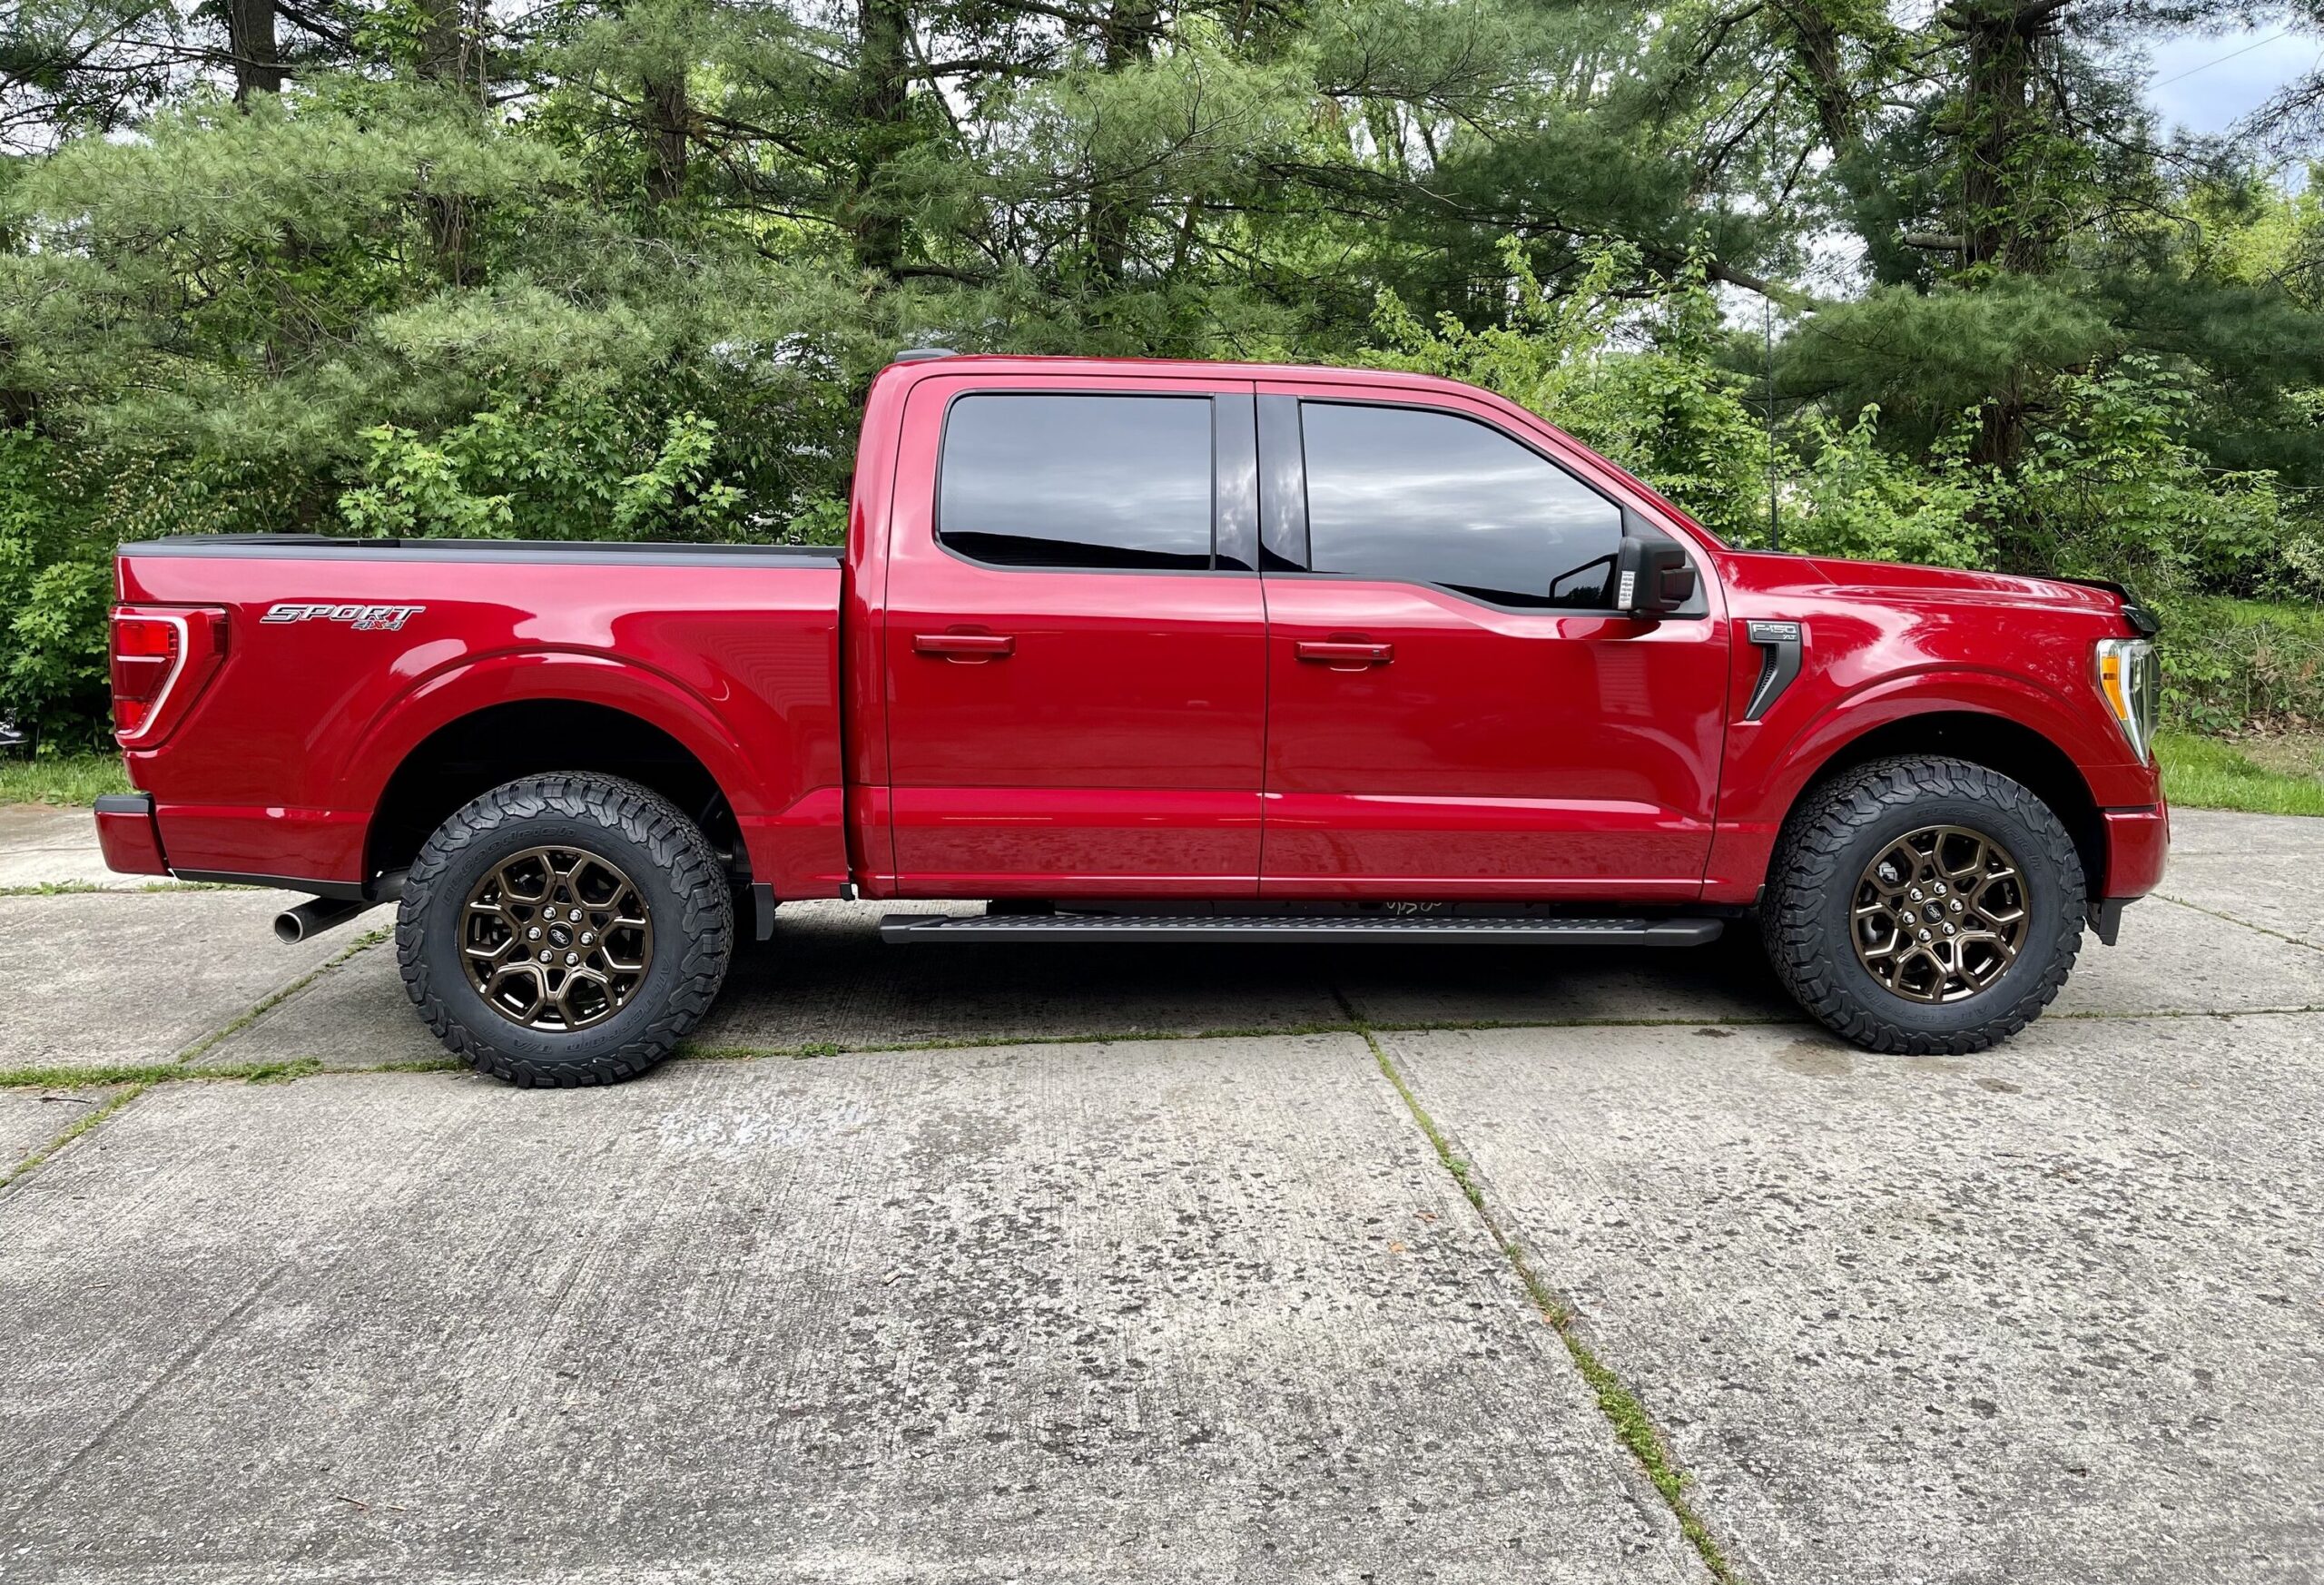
[10,1001,2324,1093]
[2155,891,2323,956]
[1331,986,1744,1584]
[0,1083,150,1196]
[169,927,391,1067]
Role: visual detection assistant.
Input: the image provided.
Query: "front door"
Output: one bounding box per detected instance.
[1256,385,1731,900]
[881,375,1266,896]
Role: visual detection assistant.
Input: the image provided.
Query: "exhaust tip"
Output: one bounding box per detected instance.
[274,896,369,944]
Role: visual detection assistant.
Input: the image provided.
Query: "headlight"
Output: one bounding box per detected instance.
[2094,636,2159,763]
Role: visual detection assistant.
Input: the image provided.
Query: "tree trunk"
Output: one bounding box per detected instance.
[1943,0,2069,468]
[228,0,282,105]
[417,0,482,96]
[645,71,689,208]
[1088,0,1157,283]
[1948,0,2061,276]
[415,0,485,284]
[850,0,911,281]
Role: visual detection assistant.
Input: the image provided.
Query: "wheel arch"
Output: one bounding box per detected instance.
[364,696,746,886]
[1777,709,2105,905]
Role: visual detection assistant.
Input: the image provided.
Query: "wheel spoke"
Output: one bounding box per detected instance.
[1851,822,2029,1006]
[460,843,655,1033]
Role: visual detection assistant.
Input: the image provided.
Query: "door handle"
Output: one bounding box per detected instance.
[914,633,1015,659]
[1295,640,1393,666]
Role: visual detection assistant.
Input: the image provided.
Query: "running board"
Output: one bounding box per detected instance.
[879,913,1723,946]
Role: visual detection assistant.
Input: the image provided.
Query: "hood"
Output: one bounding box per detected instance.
[1721,550,2137,625]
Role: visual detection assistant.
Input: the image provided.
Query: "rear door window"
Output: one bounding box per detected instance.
[1298,401,1624,608]
[939,394,1216,570]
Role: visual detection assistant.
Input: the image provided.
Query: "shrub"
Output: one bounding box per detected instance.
[2152,594,2324,733]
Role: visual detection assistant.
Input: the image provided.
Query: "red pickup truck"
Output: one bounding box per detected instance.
[94,353,2168,1085]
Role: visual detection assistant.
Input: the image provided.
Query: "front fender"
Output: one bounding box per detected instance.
[1703,666,2146,903]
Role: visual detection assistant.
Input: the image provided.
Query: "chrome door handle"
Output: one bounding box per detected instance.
[914,633,1015,659]
[1295,640,1393,666]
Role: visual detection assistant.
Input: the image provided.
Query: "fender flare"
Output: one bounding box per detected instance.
[1751,665,2112,831]
[338,648,773,826]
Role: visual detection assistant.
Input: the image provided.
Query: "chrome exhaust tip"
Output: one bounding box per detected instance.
[273,896,370,944]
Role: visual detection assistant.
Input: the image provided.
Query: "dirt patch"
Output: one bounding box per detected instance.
[2231,729,2324,783]
[1774,1039,1854,1078]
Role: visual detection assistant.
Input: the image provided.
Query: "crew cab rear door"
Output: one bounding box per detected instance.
[1254,381,1729,899]
[881,372,1265,895]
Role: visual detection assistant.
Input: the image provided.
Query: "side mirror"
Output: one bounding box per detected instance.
[1617,537,1697,616]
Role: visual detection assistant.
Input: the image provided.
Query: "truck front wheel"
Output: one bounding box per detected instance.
[1762,756,2085,1055]
[397,773,734,1087]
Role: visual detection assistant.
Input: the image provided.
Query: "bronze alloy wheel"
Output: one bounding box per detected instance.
[460,844,655,1032]
[1850,823,2029,1004]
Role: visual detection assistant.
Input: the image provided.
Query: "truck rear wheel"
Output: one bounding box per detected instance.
[397,773,733,1087]
[1762,756,2084,1055]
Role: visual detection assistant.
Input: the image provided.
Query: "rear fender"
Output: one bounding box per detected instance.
[348,650,815,889]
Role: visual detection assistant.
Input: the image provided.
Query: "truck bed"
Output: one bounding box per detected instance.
[114,535,850,901]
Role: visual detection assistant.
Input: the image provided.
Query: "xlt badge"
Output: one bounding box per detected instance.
[261,602,426,632]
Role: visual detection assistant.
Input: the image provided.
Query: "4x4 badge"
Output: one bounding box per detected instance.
[261,602,426,633]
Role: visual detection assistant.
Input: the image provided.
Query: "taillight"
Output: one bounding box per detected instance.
[110,606,228,744]
[111,615,181,734]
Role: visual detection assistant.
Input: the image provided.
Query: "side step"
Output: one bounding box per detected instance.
[880,913,1724,946]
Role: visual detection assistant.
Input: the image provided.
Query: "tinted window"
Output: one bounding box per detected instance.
[940,394,1214,570]
[1300,403,1623,608]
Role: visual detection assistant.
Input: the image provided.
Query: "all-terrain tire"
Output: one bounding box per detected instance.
[398,773,734,1087]
[1761,756,2084,1055]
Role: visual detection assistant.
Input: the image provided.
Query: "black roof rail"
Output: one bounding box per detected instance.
[892,347,958,362]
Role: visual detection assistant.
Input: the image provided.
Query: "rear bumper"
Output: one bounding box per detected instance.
[93,792,169,876]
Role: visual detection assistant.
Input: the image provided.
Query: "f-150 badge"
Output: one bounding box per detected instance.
[261,602,426,632]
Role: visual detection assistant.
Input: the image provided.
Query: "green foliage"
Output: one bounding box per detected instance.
[340,403,751,540]
[1994,357,2309,600]
[1370,242,1777,546]
[1784,409,1992,570]
[2,0,2321,746]
[0,433,112,748]
[340,426,517,538]
[2150,595,2324,734]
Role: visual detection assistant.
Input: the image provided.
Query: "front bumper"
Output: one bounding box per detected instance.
[93,792,169,876]
[2102,804,2170,898]
[2087,803,2170,947]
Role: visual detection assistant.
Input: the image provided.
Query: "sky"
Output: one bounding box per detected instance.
[2143,24,2321,138]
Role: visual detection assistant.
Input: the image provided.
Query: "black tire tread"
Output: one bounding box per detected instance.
[397,773,733,1087]
[1761,755,2084,1055]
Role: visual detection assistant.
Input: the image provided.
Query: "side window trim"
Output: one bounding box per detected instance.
[1216,393,1259,573]
[1256,393,1308,571]
[1269,393,1644,614]
[933,388,1256,576]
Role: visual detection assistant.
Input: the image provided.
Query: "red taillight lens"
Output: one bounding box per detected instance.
[110,607,226,743]
[111,615,182,733]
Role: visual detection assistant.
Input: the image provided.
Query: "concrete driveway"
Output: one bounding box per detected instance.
[3,804,2319,1583]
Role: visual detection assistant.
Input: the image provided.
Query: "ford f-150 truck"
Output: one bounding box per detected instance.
[94,352,2168,1086]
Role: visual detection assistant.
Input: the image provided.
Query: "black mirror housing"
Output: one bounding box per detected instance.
[1617,537,1696,615]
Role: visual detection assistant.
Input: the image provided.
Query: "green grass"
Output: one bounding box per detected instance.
[2156,729,2324,817]
[0,752,131,807]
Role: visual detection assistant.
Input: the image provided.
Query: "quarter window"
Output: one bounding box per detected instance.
[939,394,1216,570]
[1299,402,1624,608]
